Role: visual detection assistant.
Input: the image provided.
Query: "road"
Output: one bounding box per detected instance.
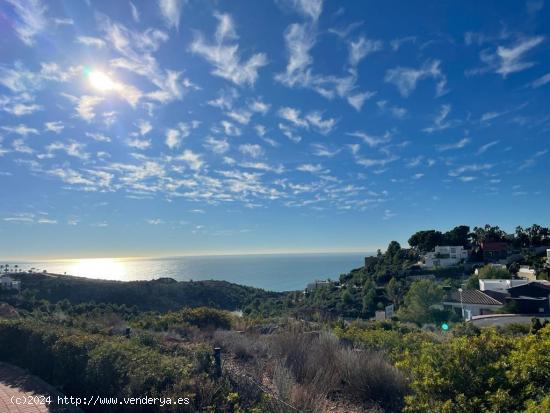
[470,315,550,327]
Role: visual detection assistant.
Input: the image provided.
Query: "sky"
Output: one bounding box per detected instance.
[0,0,549,260]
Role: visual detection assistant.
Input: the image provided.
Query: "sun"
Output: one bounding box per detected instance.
[87,70,119,92]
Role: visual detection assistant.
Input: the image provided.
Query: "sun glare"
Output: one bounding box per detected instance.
[88,70,118,92]
[68,258,127,280]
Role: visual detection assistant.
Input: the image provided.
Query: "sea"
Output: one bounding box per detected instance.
[4,253,369,292]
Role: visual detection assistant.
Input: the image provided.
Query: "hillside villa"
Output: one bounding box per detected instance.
[423,245,469,268]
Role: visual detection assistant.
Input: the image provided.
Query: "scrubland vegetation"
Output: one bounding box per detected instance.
[1,224,549,411]
[0,287,549,412]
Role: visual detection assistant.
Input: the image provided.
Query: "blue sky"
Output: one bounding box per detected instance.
[0,0,549,259]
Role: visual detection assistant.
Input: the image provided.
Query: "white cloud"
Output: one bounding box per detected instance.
[177,149,204,170]
[347,131,389,147]
[423,104,453,133]
[276,21,379,109]
[2,102,42,116]
[86,132,111,142]
[297,163,323,173]
[54,18,73,26]
[278,107,309,128]
[287,0,323,21]
[129,1,140,22]
[226,109,252,125]
[99,17,182,104]
[240,162,285,174]
[146,218,164,225]
[448,163,492,176]
[48,168,95,186]
[12,139,34,154]
[311,143,340,157]
[347,91,376,111]
[136,119,153,136]
[44,121,64,133]
[436,137,470,151]
[476,36,545,78]
[158,0,184,30]
[532,73,550,88]
[348,36,382,67]
[37,218,57,224]
[126,138,151,149]
[385,60,447,97]
[204,136,229,154]
[190,12,267,86]
[219,120,241,136]
[476,140,499,155]
[2,124,39,136]
[46,141,90,160]
[376,100,407,119]
[165,128,182,149]
[383,209,396,220]
[305,111,336,134]
[248,99,270,115]
[76,36,106,48]
[78,95,104,122]
[239,143,264,158]
[5,0,47,46]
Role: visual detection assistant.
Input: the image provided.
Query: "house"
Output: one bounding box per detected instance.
[423,245,469,268]
[480,241,510,262]
[474,263,507,276]
[479,278,529,293]
[442,289,504,320]
[506,282,550,314]
[517,266,537,281]
[0,276,21,291]
[305,280,331,292]
[547,249,550,267]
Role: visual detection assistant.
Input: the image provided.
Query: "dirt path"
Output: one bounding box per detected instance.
[0,362,81,413]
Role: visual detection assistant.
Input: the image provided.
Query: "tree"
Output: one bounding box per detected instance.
[408,230,444,252]
[385,277,402,306]
[362,279,377,315]
[443,225,470,247]
[398,280,445,325]
[466,264,511,289]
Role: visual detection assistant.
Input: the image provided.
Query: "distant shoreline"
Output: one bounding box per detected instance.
[1,250,376,263]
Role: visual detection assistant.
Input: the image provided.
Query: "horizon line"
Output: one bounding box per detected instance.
[0,247,381,262]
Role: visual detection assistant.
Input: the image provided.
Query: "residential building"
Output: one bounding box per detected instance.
[442,289,504,320]
[517,266,537,281]
[0,276,20,291]
[305,280,331,292]
[480,241,510,262]
[423,245,469,268]
[506,282,550,314]
[479,279,529,293]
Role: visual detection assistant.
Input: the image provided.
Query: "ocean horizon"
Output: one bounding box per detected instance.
[2,252,370,291]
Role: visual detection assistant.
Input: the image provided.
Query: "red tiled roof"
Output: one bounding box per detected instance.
[481,242,509,252]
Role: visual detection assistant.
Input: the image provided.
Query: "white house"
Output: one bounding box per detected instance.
[478,278,550,293]
[442,289,504,320]
[424,245,469,268]
[305,280,331,292]
[517,266,537,281]
[0,276,20,291]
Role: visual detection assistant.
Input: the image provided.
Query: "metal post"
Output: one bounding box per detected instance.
[214,347,221,378]
[458,288,464,319]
